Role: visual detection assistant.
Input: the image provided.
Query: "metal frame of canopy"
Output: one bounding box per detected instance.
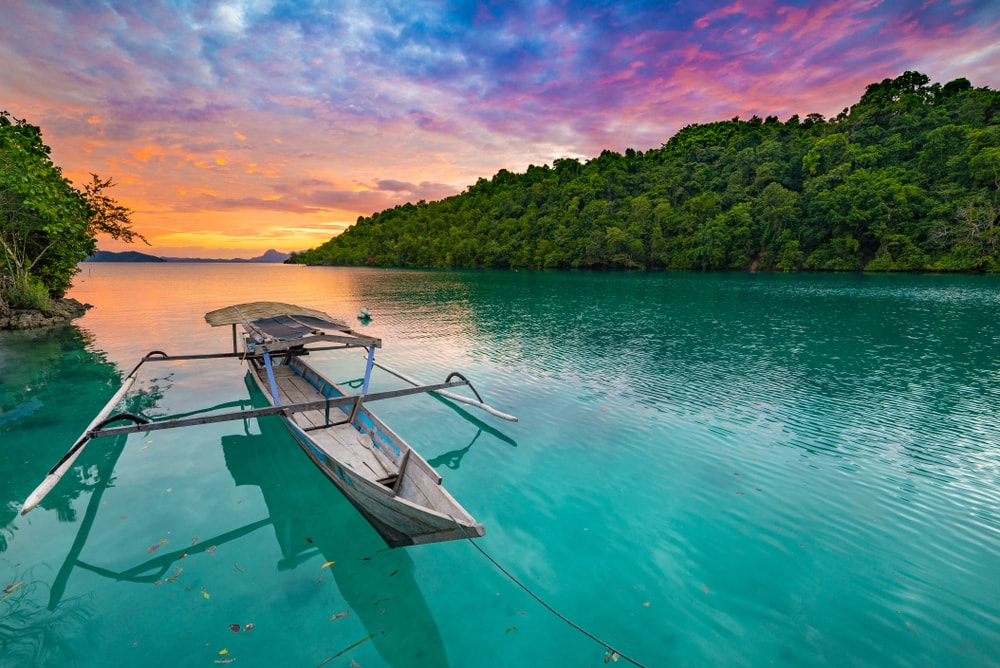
[206,302,383,404]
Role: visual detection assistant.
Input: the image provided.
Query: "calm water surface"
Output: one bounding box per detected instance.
[1,264,998,667]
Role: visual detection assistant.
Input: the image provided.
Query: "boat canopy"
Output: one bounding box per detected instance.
[245,314,350,341]
[205,302,381,352]
[205,302,345,328]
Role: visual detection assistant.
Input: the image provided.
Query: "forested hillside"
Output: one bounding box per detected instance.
[290,72,1000,272]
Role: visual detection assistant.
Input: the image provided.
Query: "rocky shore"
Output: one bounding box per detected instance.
[0,298,91,330]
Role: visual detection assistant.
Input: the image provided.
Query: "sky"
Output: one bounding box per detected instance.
[2,1,999,258]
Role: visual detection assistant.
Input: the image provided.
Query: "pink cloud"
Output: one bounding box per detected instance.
[2,0,998,256]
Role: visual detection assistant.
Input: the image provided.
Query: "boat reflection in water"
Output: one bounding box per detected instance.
[44,376,450,667]
[219,375,450,667]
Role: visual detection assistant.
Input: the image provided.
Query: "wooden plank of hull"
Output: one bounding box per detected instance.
[246,356,484,547]
[282,419,482,547]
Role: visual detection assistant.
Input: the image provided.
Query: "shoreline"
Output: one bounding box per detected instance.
[0,298,91,330]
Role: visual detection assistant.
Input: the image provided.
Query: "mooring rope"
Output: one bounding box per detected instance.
[464,536,649,667]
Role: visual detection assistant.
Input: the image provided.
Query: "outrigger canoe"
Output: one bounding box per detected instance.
[21,302,516,548]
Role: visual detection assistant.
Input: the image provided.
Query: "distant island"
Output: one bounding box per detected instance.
[87,249,291,263]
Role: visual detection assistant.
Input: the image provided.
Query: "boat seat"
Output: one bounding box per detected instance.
[378,473,399,487]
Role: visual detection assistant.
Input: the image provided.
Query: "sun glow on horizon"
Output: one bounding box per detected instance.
[4,0,997,258]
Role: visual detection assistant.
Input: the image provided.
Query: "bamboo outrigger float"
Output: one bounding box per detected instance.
[21,302,517,547]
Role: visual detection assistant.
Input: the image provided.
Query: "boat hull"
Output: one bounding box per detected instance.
[246,355,484,547]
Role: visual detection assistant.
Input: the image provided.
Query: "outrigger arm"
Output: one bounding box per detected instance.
[20,342,518,516]
[369,359,519,422]
[18,371,497,515]
[86,378,473,438]
[20,357,144,516]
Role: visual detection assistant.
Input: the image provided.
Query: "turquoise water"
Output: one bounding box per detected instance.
[2,264,999,667]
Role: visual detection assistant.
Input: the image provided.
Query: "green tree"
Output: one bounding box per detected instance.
[290,72,1000,274]
[1,112,145,305]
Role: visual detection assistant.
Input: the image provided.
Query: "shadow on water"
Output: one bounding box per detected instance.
[0,325,164,550]
[224,375,450,667]
[0,325,165,666]
[11,360,450,668]
[0,576,92,667]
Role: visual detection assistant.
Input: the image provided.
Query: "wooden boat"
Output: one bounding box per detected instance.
[205,302,485,547]
[22,301,516,548]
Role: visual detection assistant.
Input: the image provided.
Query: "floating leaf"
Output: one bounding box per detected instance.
[147,543,162,554]
[321,561,335,569]
[207,545,217,555]
[201,587,210,599]
[3,582,26,595]
[306,537,313,544]
[330,612,349,621]
[505,626,516,633]
[179,551,188,560]
[243,623,255,632]
[229,624,240,633]
[702,583,709,594]
[0,581,27,602]
[643,602,650,608]
[219,649,229,655]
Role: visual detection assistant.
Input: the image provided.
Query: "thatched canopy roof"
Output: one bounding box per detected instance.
[204,302,345,327]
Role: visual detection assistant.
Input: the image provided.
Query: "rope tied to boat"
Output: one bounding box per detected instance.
[453,523,648,667]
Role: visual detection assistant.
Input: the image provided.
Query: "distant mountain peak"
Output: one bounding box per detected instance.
[85,250,166,263]
[256,249,290,262]
[87,249,291,263]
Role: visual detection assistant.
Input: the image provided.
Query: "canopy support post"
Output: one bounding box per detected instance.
[361,345,376,395]
[263,352,281,406]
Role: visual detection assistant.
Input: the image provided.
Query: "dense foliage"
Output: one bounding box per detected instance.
[291,72,1000,272]
[0,111,143,311]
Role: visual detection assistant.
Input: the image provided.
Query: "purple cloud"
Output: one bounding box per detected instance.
[1,0,997,256]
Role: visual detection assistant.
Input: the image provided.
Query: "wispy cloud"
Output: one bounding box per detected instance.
[1,0,997,257]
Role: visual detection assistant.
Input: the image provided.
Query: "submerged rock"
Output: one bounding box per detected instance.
[0,298,91,330]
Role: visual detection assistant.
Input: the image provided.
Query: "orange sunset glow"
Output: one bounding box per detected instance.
[2,1,998,258]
